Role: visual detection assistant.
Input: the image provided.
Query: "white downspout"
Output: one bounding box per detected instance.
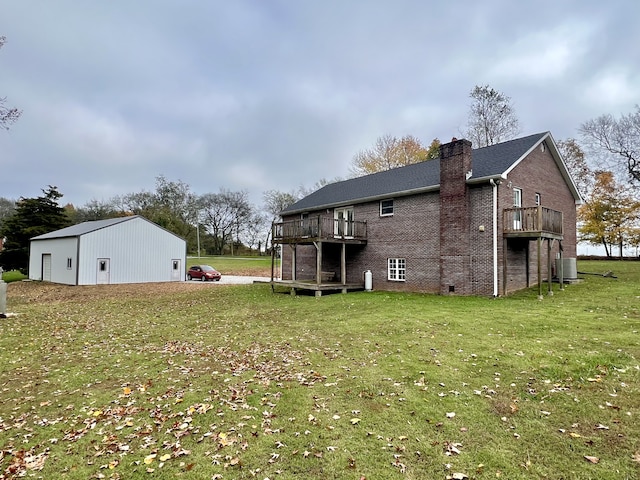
[490,179,499,297]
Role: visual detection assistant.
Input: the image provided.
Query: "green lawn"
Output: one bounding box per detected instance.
[186,255,274,276]
[1,260,639,479]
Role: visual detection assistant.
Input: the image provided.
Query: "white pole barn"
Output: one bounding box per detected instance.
[29,216,186,285]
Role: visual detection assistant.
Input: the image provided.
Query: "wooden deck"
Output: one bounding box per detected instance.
[273,217,367,244]
[270,279,365,297]
[503,206,563,240]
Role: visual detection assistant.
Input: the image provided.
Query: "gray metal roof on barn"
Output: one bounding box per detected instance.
[282,132,550,214]
[31,216,137,240]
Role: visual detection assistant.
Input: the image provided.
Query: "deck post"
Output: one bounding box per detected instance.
[537,236,543,299]
[559,241,564,290]
[291,245,296,281]
[547,239,553,296]
[314,241,322,286]
[270,239,275,292]
[341,243,346,286]
[502,237,508,296]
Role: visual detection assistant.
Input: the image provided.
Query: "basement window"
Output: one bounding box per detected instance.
[387,258,406,281]
[66,258,72,270]
[380,199,394,216]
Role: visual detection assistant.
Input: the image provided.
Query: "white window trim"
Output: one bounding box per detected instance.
[380,199,394,217]
[387,258,406,281]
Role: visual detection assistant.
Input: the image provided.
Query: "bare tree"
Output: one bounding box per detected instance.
[579,106,640,184]
[0,36,21,130]
[198,189,252,255]
[465,85,520,148]
[556,138,593,200]
[349,135,438,177]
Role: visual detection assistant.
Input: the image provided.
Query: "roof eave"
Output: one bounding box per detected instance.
[281,185,440,216]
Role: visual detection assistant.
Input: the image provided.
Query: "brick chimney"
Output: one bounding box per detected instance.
[439,138,472,295]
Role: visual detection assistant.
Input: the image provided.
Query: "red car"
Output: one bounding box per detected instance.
[187,265,221,281]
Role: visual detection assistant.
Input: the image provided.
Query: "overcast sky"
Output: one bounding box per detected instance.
[2,1,639,209]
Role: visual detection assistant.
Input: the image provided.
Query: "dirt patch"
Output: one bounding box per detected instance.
[7,280,212,305]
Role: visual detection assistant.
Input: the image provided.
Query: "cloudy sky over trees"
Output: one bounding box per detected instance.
[2,1,639,207]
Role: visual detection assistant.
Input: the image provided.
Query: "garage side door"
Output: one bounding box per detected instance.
[42,254,52,281]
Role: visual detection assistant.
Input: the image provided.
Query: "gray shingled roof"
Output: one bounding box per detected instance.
[282,132,550,214]
[31,216,137,240]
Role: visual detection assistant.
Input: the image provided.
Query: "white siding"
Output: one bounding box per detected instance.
[76,217,186,285]
[29,237,79,285]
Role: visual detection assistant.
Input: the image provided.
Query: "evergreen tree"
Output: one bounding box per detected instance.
[0,186,70,272]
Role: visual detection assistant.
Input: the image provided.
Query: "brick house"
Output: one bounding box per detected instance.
[271,132,581,296]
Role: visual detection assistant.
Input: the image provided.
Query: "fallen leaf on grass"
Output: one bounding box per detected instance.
[351,418,361,425]
[584,455,599,464]
[448,473,468,480]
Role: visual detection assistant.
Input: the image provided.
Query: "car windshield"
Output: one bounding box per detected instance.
[201,265,216,272]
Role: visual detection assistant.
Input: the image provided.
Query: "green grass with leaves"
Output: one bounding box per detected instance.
[1,260,639,479]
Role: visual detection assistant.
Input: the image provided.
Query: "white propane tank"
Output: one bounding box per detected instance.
[364,270,372,291]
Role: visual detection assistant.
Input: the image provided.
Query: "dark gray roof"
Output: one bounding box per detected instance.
[282,132,554,214]
[31,216,137,240]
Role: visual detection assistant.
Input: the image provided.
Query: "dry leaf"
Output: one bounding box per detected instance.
[584,455,599,464]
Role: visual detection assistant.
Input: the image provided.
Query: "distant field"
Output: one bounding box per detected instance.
[186,255,275,276]
[1,260,639,478]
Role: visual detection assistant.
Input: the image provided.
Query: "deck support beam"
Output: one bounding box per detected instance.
[547,238,553,296]
[537,237,542,299]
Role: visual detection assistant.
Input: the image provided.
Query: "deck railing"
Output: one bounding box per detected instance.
[273,217,367,242]
[503,206,563,236]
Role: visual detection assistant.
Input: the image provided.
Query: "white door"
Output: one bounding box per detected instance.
[513,188,522,230]
[42,254,52,281]
[171,259,182,281]
[97,258,110,284]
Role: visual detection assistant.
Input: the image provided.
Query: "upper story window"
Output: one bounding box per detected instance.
[535,193,541,206]
[380,199,394,216]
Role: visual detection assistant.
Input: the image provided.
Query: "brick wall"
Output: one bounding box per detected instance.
[279,137,577,297]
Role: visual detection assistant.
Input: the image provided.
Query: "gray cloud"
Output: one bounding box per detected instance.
[2,0,639,208]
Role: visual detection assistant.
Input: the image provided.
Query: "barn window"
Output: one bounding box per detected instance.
[67,258,72,269]
[100,261,107,271]
[173,260,179,270]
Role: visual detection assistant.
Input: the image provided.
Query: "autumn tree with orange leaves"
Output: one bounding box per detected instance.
[578,171,640,258]
[349,134,440,177]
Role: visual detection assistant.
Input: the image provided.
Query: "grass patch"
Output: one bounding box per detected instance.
[186,255,274,276]
[1,261,639,479]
